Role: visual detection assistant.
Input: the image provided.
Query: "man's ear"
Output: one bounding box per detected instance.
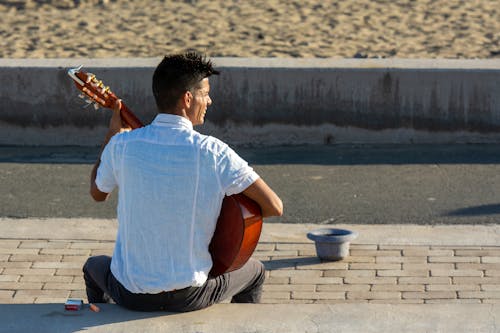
[182,91,193,109]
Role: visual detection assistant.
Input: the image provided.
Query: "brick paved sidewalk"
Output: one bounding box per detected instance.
[1,237,499,305]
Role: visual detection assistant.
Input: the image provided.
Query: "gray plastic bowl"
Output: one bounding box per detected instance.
[307,228,358,261]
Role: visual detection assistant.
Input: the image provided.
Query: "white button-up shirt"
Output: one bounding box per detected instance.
[96,114,259,293]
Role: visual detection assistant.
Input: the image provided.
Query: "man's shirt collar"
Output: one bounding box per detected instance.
[152,113,193,130]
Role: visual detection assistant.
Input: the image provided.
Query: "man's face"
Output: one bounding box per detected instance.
[186,78,212,126]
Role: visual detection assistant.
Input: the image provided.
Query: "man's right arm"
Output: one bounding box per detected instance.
[242,178,283,218]
[90,100,130,202]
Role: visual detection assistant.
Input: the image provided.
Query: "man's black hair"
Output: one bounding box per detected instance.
[152,52,220,112]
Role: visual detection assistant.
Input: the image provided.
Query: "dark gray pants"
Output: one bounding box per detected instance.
[83,255,265,312]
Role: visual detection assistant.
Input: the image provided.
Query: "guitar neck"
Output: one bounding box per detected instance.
[120,102,144,129]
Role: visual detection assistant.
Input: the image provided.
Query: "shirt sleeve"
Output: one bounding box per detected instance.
[217,144,259,196]
[95,136,118,193]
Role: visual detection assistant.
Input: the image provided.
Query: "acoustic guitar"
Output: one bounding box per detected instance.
[67,66,263,277]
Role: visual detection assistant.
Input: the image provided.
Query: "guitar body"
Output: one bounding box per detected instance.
[209,194,263,277]
[67,66,263,277]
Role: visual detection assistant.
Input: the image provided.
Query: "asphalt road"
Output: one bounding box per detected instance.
[2,144,500,224]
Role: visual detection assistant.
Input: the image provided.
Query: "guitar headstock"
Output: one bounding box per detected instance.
[68,66,117,109]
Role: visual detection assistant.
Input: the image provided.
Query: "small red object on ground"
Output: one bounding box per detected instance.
[64,298,83,311]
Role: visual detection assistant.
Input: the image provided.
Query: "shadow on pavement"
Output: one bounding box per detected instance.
[445,203,500,216]
[261,256,321,270]
[0,303,171,333]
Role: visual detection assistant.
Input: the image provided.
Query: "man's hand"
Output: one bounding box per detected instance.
[107,99,131,138]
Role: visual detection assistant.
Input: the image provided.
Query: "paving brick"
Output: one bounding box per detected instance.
[0,274,19,282]
[429,256,480,263]
[482,299,500,304]
[293,291,345,300]
[485,270,500,277]
[350,245,378,250]
[270,270,321,278]
[261,299,313,304]
[376,257,426,264]
[371,284,424,292]
[20,241,69,249]
[9,254,62,262]
[403,248,452,256]
[255,243,276,251]
[402,263,454,271]
[72,276,85,284]
[55,268,82,276]
[342,256,375,263]
[316,284,370,292]
[347,291,401,300]
[0,261,33,269]
[43,283,84,290]
[426,284,480,291]
[455,263,499,270]
[69,290,87,299]
[263,284,315,292]
[34,297,69,304]
[264,276,289,284]
[0,248,39,255]
[295,260,348,270]
[398,277,451,284]
[40,249,91,256]
[291,277,343,285]
[459,291,500,299]
[402,291,457,299]
[344,277,397,285]
[298,249,317,256]
[349,263,401,270]
[251,250,300,257]
[0,282,43,290]
[315,299,367,304]
[349,250,401,257]
[263,260,295,270]
[260,291,290,300]
[453,277,500,284]
[10,296,36,303]
[276,243,314,251]
[369,299,424,304]
[0,240,21,248]
[431,246,481,250]
[378,245,405,250]
[20,275,73,283]
[61,255,89,263]
[32,262,83,269]
[0,290,14,298]
[455,249,500,256]
[431,269,483,277]
[482,256,500,264]
[324,269,375,278]
[425,299,481,304]
[14,290,70,298]
[3,268,56,276]
[90,250,114,256]
[0,254,10,261]
[70,242,114,250]
[377,269,429,277]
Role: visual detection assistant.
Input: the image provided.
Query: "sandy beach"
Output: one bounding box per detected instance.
[0,0,499,59]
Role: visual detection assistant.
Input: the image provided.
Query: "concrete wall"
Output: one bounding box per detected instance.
[1,58,499,146]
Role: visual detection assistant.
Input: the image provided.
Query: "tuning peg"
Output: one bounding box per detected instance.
[83,99,93,109]
[78,93,85,99]
[93,103,100,110]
